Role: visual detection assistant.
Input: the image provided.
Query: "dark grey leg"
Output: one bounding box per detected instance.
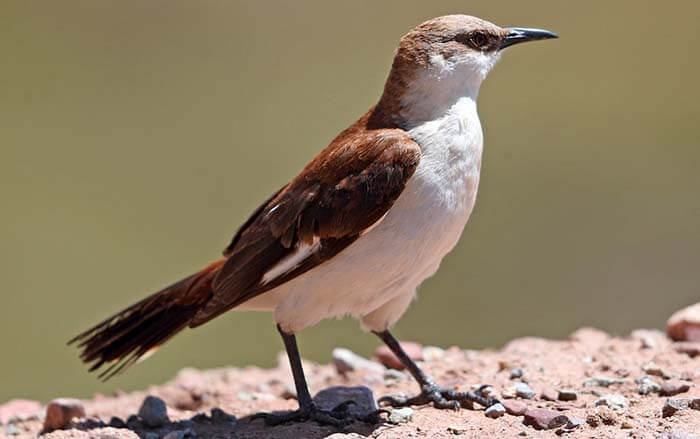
[374,330,496,410]
[252,325,381,427]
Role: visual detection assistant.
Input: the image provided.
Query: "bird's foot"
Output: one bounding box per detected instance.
[379,383,497,410]
[251,400,386,427]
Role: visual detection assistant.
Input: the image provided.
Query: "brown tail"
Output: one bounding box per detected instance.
[68,259,225,380]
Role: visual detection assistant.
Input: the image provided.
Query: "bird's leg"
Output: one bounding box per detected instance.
[373,330,497,410]
[252,325,380,427]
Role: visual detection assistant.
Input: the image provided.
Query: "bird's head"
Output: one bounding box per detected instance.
[375,15,557,127]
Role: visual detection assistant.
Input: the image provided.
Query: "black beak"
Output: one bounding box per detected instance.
[500,27,558,50]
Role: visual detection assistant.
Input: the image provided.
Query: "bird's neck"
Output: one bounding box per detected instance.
[370,59,486,131]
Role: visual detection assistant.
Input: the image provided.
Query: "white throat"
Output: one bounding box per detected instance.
[398,51,499,129]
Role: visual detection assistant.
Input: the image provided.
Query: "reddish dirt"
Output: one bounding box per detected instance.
[2,327,700,439]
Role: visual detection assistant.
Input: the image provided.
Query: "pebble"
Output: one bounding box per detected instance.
[642,362,672,379]
[662,398,700,418]
[523,408,569,430]
[144,433,159,439]
[383,369,408,383]
[332,348,385,374]
[210,408,236,424]
[502,400,528,416]
[315,386,377,418]
[660,380,691,396]
[5,424,20,436]
[108,416,126,428]
[388,407,413,424]
[484,403,506,419]
[0,399,42,424]
[163,428,196,439]
[280,383,297,400]
[557,389,577,401]
[583,376,625,387]
[509,368,524,379]
[594,394,629,413]
[674,342,700,358]
[566,416,584,429]
[667,302,700,342]
[422,346,445,362]
[43,398,86,431]
[658,433,700,439]
[540,388,558,401]
[515,383,535,399]
[138,395,169,428]
[374,342,423,370]
[446,425,468,434]
[635,375,662,395]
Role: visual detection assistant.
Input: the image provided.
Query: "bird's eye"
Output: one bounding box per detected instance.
[468,32,489,49]
[455,31,491,50]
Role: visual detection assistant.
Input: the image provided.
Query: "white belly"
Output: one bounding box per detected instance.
[240,97,484,333]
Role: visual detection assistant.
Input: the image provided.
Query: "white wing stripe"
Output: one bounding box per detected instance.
[261,236,321,285]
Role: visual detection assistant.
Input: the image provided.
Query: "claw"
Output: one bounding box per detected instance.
[379,383,494,410]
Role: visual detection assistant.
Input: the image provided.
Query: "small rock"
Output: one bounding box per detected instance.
[510,368,524,379]
[569,327,610,347]
[630,328,666,349]
[126,414,141,429]
[661,398,700,417]
[163,429,196,439]
[144,433,159,439]
[557,389,577,401]
[108,416,126,428]
[138,395,168,428]
[594,406,618,425]
[667,302,700,342]
[332,348,385,374]
[636,375,662,395]
[621,420,634,429]
[485,403,506,419]
[210,408,236,424]
[446,425,468,434]
[658,432,700,439]
[642,362,672,379]
[566,416,584,429]
[540,388,558,401]
[523,409,569,430]
[280,383,297,400]
[43,398,86,431]
[236,391,253,401]
[383,369,407,383]
[314,386,377,418]
[674,342,700,358]
[594,394,629,413]
[503,400,528,416]
[661,380,691,396]
[374,342,423,370]
[515,383,535,399]
[422,346,445,362]
[583,376,625,387]
[0,399,42,424]
[585,413,599,427]
[5,424,20,436]
[388,407,413,424]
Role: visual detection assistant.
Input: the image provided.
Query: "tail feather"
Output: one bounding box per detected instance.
[69,259,225,380]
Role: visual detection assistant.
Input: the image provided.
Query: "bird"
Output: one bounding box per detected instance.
[69,14,557,426]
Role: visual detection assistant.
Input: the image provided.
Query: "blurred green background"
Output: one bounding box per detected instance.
[2,1,699,402]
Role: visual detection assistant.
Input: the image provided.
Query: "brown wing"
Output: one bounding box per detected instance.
[189,122,420,327]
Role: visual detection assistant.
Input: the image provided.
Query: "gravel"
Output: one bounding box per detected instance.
[388,407,413,424]
[138,396,168,428]
[484,403,505,418]
[514,383,535,399]
[594,393,629,412]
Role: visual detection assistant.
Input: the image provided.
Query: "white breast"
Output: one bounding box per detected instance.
[239,92,484,335]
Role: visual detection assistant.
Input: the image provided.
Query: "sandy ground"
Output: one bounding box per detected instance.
[2,327,700,439]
